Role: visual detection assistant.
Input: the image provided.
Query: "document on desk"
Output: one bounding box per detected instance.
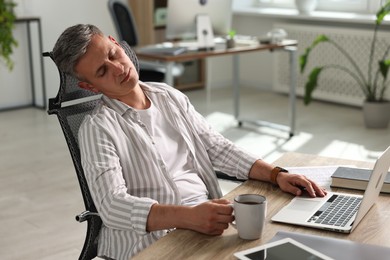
[285,165,353,189]
[138,46,187,56]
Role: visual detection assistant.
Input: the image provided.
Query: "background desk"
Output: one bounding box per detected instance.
[133,152,390,260]
[136,40,298,136]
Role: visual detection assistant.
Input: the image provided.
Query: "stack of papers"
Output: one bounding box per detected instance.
[138,46,187,56]
[285,166,341,189]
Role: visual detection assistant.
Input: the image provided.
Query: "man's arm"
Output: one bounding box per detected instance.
[248,159,327,197]
[146,199,234,235]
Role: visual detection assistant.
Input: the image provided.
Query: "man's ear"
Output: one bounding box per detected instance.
[78,81,99,93]
[108,35,120,46]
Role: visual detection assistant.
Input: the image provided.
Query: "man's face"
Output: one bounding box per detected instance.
[75,34,139,99]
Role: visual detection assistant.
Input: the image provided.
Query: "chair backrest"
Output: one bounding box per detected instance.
[108,0,138,47]
[45,41,139,260]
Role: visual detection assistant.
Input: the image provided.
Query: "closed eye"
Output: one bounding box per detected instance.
[97,66,106,77]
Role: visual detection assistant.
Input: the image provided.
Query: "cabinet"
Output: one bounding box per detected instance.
[127,0,205,91]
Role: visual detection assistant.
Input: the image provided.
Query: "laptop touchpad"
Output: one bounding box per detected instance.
[287,199,321,211]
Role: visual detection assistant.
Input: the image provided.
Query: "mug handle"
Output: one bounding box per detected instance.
[229,204,237,229]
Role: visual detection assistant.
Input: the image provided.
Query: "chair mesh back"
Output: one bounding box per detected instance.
[46,40,139,260]
[109,0,138,47]
[48,40,139,206]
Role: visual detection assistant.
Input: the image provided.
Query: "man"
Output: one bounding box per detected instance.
[52,24,326,260]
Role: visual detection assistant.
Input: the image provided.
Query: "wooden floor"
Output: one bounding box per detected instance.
[1,87,389,259]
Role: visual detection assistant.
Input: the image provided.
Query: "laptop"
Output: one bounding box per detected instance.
[271,145,390,233]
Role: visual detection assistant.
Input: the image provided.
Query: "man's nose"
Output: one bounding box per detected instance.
[110,61,124,75]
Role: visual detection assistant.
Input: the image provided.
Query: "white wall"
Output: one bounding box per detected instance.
[2,0,387,109]
[0,0,118,109]
[205,17,275,90]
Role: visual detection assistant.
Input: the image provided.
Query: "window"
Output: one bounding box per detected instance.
[256,0,385,14]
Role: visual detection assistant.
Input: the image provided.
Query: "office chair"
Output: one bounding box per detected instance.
[107,0,184,82]
[44,41,140,260]
[44,40,241,260]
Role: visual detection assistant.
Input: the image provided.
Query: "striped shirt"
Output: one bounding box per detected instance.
[79,82,259,259]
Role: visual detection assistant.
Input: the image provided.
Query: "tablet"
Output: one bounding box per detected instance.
[234,237,334,260]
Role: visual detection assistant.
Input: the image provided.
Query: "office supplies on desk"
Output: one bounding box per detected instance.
[272,145,390,233]
[285,165,342,189]
[331,166,390,193]
[138,46,187,56]
[270,231,390,260]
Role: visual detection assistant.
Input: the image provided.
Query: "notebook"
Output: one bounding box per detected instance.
[271,145,390,233]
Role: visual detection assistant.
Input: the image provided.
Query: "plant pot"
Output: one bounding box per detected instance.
[226,38,235,48]
[295,0,318,14]
[362,101,390,129]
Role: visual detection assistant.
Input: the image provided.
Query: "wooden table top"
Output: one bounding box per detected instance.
[135,39,297,62]
[133,152,390,260]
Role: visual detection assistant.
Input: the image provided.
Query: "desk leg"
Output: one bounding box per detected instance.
[26,21,36,107]
[235,46,297,137]
[164,62,175,87]
[233,54,240,121]
[37,19,46,109]
[287,46,297,137]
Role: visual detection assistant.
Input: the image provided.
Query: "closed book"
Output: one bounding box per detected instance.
[330,166,390,193]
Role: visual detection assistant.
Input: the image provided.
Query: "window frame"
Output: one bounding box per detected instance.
[255,0,384,14]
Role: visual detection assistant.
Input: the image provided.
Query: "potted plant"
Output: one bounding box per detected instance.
[0,0,18,70]
[226,29,236,48]
[300,1,390,128]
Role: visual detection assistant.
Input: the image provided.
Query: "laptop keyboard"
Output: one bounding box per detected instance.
[307,194,362,227]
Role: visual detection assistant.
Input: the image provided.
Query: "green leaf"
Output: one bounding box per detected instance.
[299,35,329,73]
[376,1,390,25]
[379,59,390,80]
[0,0,18,70]
[299,47,310,73]
[304,67,323,105]
[312,35,329,46]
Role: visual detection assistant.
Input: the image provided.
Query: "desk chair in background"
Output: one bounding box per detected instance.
[107,0,184,83]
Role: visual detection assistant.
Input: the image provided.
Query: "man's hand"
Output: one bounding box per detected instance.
[276,171,327,198]
[185,199,234,235]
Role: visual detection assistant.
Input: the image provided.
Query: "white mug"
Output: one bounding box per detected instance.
[232,194,267,240]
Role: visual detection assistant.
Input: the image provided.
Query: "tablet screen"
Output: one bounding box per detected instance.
[234,238,333,260]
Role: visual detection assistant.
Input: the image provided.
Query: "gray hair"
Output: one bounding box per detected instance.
[52,24,103,79]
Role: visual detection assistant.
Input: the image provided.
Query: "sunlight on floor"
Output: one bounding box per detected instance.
[205,111,383,165]
[205,110,387,195]
[318,140,382,162]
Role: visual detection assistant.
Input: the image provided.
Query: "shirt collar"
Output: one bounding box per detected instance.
[100,82,165,116]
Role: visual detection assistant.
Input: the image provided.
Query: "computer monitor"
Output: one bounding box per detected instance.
[165,0,233,41]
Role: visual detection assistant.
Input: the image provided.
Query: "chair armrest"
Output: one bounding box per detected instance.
[75,211,100,223]
[216,171,245,182]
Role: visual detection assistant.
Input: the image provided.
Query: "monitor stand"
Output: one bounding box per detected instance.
[196,14,215,50]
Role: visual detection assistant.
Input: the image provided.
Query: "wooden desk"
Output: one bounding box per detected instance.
[136,40,298,137]
[133,152,390,260]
